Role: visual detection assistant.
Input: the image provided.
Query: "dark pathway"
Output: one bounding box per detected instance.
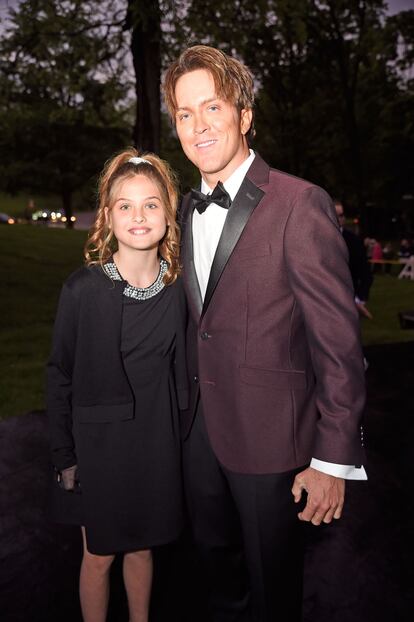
[1,342,413,621]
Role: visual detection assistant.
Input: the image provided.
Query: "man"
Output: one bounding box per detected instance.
[163,45,366,622]
[334,199,373,319]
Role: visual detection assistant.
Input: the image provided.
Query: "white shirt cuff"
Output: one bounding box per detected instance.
[310,458,367,480]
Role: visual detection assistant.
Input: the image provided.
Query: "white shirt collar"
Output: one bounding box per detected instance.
[200,149,256,201]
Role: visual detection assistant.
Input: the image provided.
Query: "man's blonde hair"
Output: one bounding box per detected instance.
[163,45,255,138]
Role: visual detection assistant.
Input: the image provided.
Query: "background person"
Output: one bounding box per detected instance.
[334,199,373,319]
[398,238,414,259]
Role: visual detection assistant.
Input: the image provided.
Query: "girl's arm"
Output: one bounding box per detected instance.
[46,283,78,472]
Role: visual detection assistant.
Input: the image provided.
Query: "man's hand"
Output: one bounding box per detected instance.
[291,467,345,526]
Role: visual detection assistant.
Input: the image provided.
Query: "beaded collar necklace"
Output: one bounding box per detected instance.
[103,258,168,300]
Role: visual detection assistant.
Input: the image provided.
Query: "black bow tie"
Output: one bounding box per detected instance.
[191,181,232,214]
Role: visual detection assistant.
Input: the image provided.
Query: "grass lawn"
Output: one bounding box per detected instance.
[0,225,87,420]
[0,225,413,420]
[361,272,414,345]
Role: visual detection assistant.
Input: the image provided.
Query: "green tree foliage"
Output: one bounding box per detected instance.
[166,0,414,233]
[0,0,131,224]
[0,1,412,235]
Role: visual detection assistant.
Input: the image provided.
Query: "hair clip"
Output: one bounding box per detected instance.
[128,156,152,166]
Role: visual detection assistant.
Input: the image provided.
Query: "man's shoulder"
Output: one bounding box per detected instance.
[250,154,323,195]
[270,166,312,185]
[250,156,338,229]
[178,191,194,225]
[265,165,332,211]
[180,190,193,206]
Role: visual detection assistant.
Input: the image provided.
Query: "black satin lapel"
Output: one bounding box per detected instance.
[181,196,203,318]
[202,177,264,316]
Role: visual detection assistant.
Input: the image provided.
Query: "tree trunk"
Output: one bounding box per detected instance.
[126,1,161,153]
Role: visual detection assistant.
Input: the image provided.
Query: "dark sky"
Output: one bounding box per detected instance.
[388,0,414,13]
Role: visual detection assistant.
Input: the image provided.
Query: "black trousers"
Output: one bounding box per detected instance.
[183,404,306,622]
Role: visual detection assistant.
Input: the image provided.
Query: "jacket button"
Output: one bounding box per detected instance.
[194,375,199,383]
[200,332,210,340]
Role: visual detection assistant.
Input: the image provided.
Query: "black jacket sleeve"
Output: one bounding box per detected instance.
[46,282,78,471]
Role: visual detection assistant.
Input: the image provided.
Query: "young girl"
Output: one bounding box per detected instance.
[47,149,188,622]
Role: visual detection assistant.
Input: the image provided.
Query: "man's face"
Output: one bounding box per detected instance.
[174,69,252,187]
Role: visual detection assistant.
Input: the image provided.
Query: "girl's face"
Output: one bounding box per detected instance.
[107,174,168,255]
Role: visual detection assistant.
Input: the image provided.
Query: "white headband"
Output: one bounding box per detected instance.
[128,156,152,166]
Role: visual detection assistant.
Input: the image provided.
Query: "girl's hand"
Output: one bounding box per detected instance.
[59,464,81,492]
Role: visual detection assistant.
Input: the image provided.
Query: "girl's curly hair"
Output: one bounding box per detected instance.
[84,147,180,285]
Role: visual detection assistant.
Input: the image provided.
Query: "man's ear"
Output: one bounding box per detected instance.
[240,108,253,136]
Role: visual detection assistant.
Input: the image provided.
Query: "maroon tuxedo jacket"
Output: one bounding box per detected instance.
[181,154,365,474]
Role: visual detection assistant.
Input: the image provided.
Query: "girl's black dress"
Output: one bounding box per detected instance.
[50,263,185,555]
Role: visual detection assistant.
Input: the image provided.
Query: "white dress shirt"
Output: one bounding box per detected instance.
[193,150,256,300]
[192,149,367,481]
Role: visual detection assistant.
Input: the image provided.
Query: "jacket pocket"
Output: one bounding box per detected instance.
[74,402,134,423]
[236,243,271,262]
[239,365,307,390]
